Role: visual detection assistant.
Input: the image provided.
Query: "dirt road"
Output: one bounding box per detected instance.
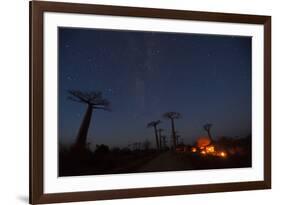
[137,151,193,172]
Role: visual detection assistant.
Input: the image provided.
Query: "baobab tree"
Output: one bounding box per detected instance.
[147,120,161,150]
[163,112,181,150]
[176,135,181,146]
[142,140,151,151]
[132,142,141,151]
[203,123,214,143]
[161,135,167,150]
[158,128,164,150]
[68,90,110,151]
[175,131,181,146]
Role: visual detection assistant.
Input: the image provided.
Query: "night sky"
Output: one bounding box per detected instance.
[58,27,252,149]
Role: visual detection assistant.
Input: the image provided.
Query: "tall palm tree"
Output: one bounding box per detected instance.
[163,112,181,150]
[203,123,213,143]
[147,120,161,150]
[68,90,110,150]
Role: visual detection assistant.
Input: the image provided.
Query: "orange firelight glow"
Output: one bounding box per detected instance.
[206,145,215,153]
[197,137,211,148]
[220,151,227,157]
[192,137,228,158]
[191,147,197,152]
[201,150,206,155]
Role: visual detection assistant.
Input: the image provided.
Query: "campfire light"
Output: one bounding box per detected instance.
[192,137,229,158]
[201,150,206,155]
[219,151,226,157]
[191,147,197,152]
[206,145,215,153]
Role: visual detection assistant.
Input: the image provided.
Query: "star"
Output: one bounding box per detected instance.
[66,75,73,81]
[87,58,93,62]
[106,88,114,94]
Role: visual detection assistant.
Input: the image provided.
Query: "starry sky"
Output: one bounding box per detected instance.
[58,27,252,148]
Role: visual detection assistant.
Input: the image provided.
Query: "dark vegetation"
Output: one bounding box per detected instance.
[59,144,159,176]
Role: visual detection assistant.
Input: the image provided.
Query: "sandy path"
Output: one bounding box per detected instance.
[137,151,193,172]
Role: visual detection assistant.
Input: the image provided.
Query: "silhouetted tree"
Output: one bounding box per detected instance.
[94,144,110,155]
[176,135,180,146]
[161,135,167,149]
[143,140,151,151]
[68,90,110,151]
[163,112,181,150]
[132,142,141,150]
[127,143,133,150]
[179,138,184,145]
[147,120,161,150]
[158,128,164,150]
[175,131,181,146]
[203,123,213,143]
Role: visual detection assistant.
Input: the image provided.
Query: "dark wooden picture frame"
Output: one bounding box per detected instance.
[30,1,271,204]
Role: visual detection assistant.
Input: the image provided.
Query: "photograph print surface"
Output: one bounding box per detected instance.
[58,27,252,177]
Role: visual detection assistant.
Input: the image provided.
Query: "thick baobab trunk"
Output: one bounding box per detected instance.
[163,137,167,148]
[158,130,163,150]
[207,130,213,143]
[154,126,159,150]
[74,104,93,149]
[171,119,177,150]
[159,136,162,150]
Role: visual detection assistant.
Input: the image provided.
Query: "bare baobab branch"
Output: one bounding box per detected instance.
[68,90,111,110]
[203,123,213,142]
[147,120,161,128]
[68,90,111,151]
[163,112,182,120]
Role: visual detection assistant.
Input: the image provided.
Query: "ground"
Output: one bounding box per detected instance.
[138,151,193,172]
[59,149,251,176]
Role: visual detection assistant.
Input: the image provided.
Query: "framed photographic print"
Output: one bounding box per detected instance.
[30,0,271,204]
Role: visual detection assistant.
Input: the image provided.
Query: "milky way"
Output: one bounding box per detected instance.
[58,28,252,148]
